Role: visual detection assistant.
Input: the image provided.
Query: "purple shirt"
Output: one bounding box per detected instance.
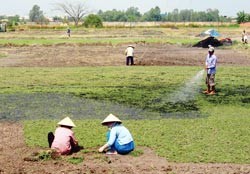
[206,54,217,74]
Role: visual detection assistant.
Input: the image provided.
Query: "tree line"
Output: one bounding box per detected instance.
[1,2,250,28]
[98,7,231,22]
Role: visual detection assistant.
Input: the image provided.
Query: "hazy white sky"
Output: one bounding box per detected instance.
[1,0,250,17]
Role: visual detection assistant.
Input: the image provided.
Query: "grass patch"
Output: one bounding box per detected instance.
[1,66,250,120]
[130,149,144,157]
[67,157,84,164]
[0,52,7,58]
[0,66,201,119]
[24,108,250,163]
[1,65,250,163]
[0,37,199,46]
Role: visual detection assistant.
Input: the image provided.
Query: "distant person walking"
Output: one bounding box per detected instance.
[67,27,71,38]
[125,45,135,66]
[203,45,217,95]
[242,30,248,44]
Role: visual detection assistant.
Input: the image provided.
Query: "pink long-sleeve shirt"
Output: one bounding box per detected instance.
[51,126,77,155]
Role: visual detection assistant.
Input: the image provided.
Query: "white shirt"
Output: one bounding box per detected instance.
[125,47,134,57]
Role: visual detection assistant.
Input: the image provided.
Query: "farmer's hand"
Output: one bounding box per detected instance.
[98,143,108,153]
[98,146,105,153]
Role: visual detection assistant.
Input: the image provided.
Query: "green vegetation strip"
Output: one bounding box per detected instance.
[24,106,250,163]
[0,37,199,46]
[1,66,250,119]
[0,66,199,115]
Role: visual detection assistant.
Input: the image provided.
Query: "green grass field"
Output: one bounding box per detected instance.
[1,66,249,163]
[0,27,242,46]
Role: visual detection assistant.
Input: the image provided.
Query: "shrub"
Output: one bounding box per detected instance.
[83,14,103,28]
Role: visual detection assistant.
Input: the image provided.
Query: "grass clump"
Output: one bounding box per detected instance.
[130,149,144,157]
[0,52,7,58]
[67,157,84,164]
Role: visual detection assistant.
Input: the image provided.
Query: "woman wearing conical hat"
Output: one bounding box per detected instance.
[48,117,80,155]
[98,114,135,155]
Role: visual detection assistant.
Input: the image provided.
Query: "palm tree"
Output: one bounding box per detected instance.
[236,11,247,24]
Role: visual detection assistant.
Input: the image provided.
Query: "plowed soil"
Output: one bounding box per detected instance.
[0,43,249,67]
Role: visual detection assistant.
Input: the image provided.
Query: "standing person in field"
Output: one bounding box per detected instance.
[98,114,135,155]
[48,117,81,155]
[125,45,135,66]
[67,27,71,38]
[242,30,248,44]
[203,45,217,95]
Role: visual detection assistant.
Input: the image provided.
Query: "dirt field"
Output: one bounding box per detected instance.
[0,43,250,67]
[1,43,250,174]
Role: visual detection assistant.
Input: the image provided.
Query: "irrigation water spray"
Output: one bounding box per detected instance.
[167,69,205,103]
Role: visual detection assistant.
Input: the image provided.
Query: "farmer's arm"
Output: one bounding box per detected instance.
[98,129,117,152]
[70,132,78,145]
[99,143,109,152]
[205,56,208,69]
[125,48,128,55]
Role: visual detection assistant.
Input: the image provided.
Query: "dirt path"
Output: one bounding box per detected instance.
[1,122,250,174]
[0,44,249,67]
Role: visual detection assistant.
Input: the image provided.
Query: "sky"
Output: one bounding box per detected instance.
[1,0,250,18]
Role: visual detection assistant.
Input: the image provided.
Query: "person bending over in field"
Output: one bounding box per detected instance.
[125,45,135,66]
[203,45,217,95]
[48,117,82,155]
[98,114,135,155]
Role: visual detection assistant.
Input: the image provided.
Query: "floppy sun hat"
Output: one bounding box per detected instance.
[208,45,215,52]
[101,114,122,125]
[58,117,76,127]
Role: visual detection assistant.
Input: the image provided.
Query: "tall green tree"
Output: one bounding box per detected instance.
[236,11,248,24]
[98,9,127,21]
[142,6,162,21]
[125,7,141,22]
[29,5,45,23]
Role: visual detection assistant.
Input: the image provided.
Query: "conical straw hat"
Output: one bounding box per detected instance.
[101,114,122,125]
[57,117,76,127]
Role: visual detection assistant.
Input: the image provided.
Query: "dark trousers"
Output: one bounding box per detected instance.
[126,56,134,66]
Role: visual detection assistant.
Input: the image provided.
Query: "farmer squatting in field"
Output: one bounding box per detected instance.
[203,45,217,95]
[125,45,135,66]
[48,117,82,155]
[99,114,135,155]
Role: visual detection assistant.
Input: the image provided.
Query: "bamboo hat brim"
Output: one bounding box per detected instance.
[101,114,122,125]
[57,117,76,127]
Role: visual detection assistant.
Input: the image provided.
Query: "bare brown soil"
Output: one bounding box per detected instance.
[1,122,250,174]
[1,44,250,173]
[0,43,249,67]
